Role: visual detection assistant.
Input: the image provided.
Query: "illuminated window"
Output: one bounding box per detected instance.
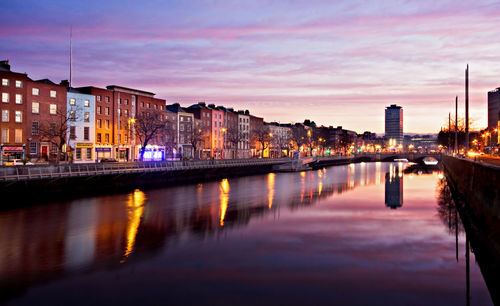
[50,90,56,98]
[97,95,101,102]
[97,133,101,143]
[14,129,22,143]
[32,88,39,96]
[50,104,57,115]
[1,128,8,142]
[1,110,8,122]
[15,111,22,123]
[15,80,22,88]
[105,133,109,143]
[84,99,90,107]
[97,119,101,128]
[15,94,22,104]
[69,110,76,121]
[97,106,101,115]
[84,112,89,122]
[70,98,76,106]
[2,92,9,103]
[2,79,8,86]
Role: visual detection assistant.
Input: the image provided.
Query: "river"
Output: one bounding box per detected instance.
[0,162,494,305]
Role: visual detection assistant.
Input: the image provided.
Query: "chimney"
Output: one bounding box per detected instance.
[0,60,10,71]
[60,80,70,87]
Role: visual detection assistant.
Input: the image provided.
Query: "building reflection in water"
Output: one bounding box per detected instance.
[122,189,146,262]
[0,162,446,304]
[267,173,275,209]
[219,178,230,227]
[385,164,403,209]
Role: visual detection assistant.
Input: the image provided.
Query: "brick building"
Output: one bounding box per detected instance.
[0,61,67,163]
[186,102,212,159]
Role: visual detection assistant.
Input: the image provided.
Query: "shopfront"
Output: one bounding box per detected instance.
[116,147,130,162]
[1,145,25,164]
[95,146,112,162]
[138,145,165,161]
[74,143,94,163]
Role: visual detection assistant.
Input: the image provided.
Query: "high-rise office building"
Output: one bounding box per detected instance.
[385,104,403,146]
[487,87,500,129]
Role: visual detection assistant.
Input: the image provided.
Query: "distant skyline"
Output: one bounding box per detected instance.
[1,0,499,133]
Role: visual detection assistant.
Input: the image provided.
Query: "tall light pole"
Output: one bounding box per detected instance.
[455,96,458,154]
[465,64,469,153]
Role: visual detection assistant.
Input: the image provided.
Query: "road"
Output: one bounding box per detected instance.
[475,155,500,167]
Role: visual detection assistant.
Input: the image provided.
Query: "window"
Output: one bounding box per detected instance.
[86,148,92,160]
[69,110,76,121]
[97,133,102,143]
[105,96,110,103]
[119,98,122,104]
[15,80,22,88]
[32,88,39,96]
[125,109,129,117]
[84,127,89,140]
[32,121,39,136]
[118,109,121,116]
[15,111,22,123]
[30,142,37,155]
[1,128,8,142]
[97,106,101,115]
[15,94,22,104]
[124,134,128,143]
[105,107,109,115]
[50,90,56,98]
[70,126,76,139]
[105,133,109,143]
[32,102,40,114]
[154,104,158,109]
[75,148,81,160]
[84,112,89,122]
[84,99,90,107]
[180,124,184,131]
[105,120,109,129]
[50,123,56,136]
[70,98,76,106]
[97,95,102,102]
[2,79,8,86]
[161,105,164,110]
[97,119,101,128]
[125,99,129,105]
[14,129,22,143]
[2,92,9,103]
[50,104,57,115]
[180,117,184,122]
[147,103,150,108]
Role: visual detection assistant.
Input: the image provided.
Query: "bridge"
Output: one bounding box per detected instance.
[350,152,442,164]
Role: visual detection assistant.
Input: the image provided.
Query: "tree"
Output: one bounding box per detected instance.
[189,124,205,159]
[39,107,75,164]
[135,109,166,161]
[226,126,243,159]
[290,126,305,152]
[251,125,271,158]
[164,117,177,159]
[270,129,291,158]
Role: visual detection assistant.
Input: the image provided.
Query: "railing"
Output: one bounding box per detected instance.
[0,158,292,182]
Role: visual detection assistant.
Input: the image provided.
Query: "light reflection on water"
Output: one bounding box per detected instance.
[0,162,494,306]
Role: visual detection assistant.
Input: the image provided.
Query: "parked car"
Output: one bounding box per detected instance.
[4,159,34,166]
[100,158,118,163]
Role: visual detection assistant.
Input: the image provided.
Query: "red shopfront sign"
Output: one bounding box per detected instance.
[2,146,24,152]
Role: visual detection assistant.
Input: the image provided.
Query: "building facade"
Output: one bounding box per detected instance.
[66,89,95,163]
[1,61,67,163]
[385,104,403,147]
[237,112,250,159]
[488,87,500,130]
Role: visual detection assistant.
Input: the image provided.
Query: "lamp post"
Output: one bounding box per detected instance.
[221,127,226,159]
[128,118,136,161]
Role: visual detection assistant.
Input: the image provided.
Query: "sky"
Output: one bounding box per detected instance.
[1,0,500,134]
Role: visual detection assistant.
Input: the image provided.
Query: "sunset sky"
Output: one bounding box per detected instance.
[1,0,499,133]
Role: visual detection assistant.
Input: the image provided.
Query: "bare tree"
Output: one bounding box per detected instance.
[272,130,292,158]
[226,126,243,159]
[135,109,166,161]
[251,125,271,158]
[39,108,75,164]
[290,126,305,152]
[189,125,205,159]
[163,118,177,159]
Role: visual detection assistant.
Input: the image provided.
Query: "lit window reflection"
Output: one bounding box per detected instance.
[267,173,275,209]
[122,189,145,262]
[219,179,230,226]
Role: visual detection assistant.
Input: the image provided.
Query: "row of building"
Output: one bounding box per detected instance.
[1,60,398,163]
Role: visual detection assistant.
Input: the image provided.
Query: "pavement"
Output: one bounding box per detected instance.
[475,155,500,167]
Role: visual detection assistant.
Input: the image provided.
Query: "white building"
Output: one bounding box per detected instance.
[237,112,250,158]
[67,89,95,163]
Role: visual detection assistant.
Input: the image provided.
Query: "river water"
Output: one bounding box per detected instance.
[0,162,494,305]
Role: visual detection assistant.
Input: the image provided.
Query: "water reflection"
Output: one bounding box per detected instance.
[0,163,493,305]
[437,175,500,306]
[385,164,403,209]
